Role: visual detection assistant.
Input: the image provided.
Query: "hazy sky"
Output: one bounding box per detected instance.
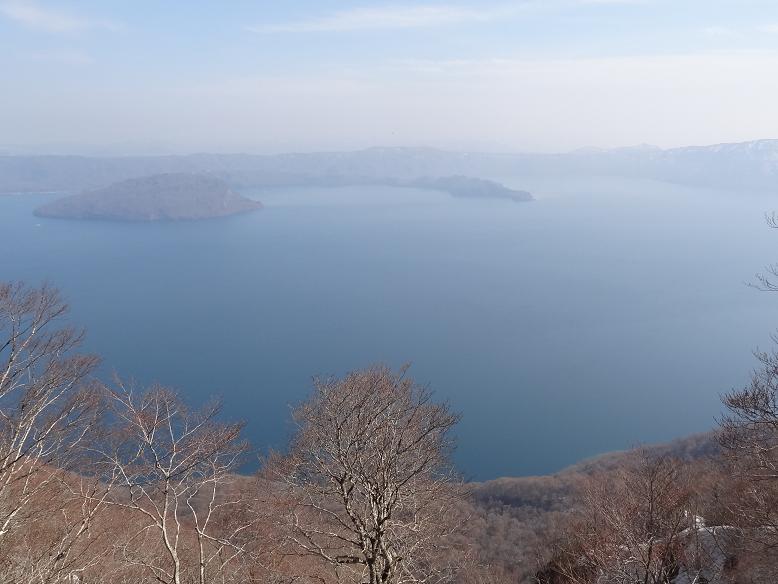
[3,0,778,154]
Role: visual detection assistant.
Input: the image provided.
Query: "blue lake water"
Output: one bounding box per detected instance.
[2,177,777,479]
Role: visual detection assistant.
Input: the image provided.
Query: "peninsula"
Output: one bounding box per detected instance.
[405,176,533,202]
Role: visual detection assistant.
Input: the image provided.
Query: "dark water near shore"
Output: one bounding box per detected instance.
[2,178,777,479]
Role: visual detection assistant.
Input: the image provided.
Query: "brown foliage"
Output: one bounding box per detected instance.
[543,451,702,584]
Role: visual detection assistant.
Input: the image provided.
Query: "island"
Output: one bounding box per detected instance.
[34,173,263,222]
[404,176,533,202]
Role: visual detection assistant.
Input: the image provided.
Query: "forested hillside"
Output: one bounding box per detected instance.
[2,281,777,584]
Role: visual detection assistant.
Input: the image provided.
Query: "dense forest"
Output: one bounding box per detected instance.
[2,280,778,584]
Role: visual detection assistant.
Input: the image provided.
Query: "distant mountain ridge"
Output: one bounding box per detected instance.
[3,139,778,194]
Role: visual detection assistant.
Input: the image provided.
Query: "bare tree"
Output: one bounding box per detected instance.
[719,343,778,566]
[546,451,700,584]
[269,364,465,584]
[0,282,100,558]
[750,212,778,291]
[98,382,257,584]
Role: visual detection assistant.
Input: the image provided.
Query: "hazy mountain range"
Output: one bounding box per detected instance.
[2,139,777,194]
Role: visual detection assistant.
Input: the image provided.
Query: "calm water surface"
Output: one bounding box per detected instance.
[2,178,777,479]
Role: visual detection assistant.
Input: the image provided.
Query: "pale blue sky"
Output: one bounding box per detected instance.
[3,0,778,154]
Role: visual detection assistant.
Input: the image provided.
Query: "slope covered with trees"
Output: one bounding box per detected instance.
[3,281,778,583]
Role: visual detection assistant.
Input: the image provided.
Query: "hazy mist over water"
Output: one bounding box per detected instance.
[3,179,777,479]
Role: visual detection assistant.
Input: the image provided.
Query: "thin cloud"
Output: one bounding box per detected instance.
[249,0,654,34]
[577,0,648,4]
[28,48,94,65]
[249,5,507,34]
[0,0,117,33]
[758,24,778,34]
[703,26,736,38]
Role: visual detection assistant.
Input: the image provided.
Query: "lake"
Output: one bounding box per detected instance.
[2,177,777,479]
